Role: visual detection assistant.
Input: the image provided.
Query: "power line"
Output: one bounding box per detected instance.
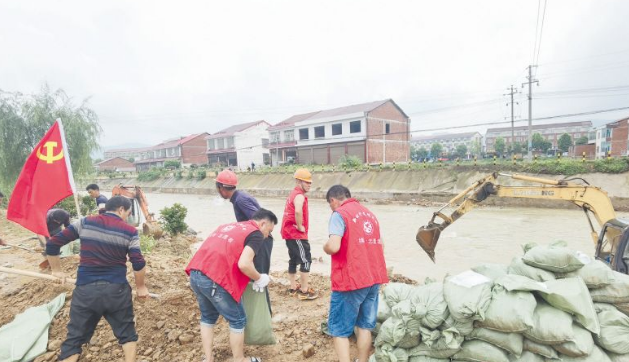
[534,0,548,66]
[532,0,542,64]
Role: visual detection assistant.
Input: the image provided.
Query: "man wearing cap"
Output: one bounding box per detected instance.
[323,185,389,362]
[281,168,317,300]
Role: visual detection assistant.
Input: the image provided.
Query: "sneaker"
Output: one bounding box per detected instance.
[287,283,301,296]
[298,288,318,300]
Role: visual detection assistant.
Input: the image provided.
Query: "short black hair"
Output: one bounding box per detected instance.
[252,208,278,224]
[86,184,100,191]
[215,181,236,191]
[326,185,351,202]
[105,196,132,212]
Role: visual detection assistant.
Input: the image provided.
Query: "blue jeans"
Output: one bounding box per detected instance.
[189,270,247,333]
[328,284,380,337]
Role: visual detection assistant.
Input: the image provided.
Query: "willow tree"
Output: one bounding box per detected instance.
[0,85,101,194]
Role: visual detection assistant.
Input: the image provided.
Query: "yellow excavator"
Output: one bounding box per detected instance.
[111,184,163,238]
[417,172,629,274]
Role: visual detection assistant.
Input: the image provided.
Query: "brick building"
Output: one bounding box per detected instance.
[206,121,270,169]
[410,132,482,158]
[594,117,629,158]
[95,157,135,172]
[135,133,209,171]
[103,147,146,161]
[268,99,410,165]
[485,121,592,153]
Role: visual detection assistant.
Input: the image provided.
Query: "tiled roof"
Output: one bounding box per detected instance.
[153,133,209,149]
[268,112,320,131]
[206,121,270,139]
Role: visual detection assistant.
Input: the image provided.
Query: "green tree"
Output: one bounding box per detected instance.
[558,133,573,153]
[411,146,429,160]
[163,160,181,169]
[430,143,443,158]
[0,85,101,193]
[532,133,545,151]
[509,142,523,154]
[494,137,505,156]
[575,136,589,145]
[159,203,188,235]
[455,144,468,159]
[128,157,135,163]
[470,139,482,156]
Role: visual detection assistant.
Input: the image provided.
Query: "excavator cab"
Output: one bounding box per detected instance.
[595,219,629,274]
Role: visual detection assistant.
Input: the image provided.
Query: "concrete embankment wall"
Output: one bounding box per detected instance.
[88,168,629,211]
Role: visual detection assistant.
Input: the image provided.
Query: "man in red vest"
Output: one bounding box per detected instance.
[186,208,277,362]
[323,185,389,362]
[280,168,317,300]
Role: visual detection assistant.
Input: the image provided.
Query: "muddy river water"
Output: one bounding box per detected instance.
[132,192,629,282]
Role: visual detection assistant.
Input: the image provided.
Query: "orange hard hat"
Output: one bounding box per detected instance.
[215,169,238,186]
[294,168,312,183]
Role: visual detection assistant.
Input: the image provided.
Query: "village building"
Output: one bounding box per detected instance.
[206,121,270,169]
[135,133,209,171]
[103,147,146,161]
[410,132,482,158]
[94,157,136,172]
[485,121,592,153]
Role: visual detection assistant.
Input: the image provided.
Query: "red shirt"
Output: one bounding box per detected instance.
[281,186,309,240]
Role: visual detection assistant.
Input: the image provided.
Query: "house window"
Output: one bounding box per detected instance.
[314,126,325,138]
[261,138,269,147]
[350,120,361,133]
[227,137,235,148]
[386,123,391,134]
[332,123,342,136]
[270,132,280,144]
[299,128,309,140]
[284,130,295,142]
[217,138,225,149]
[208,140,215,150]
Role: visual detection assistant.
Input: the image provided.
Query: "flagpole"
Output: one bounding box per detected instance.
[56,118,82,219]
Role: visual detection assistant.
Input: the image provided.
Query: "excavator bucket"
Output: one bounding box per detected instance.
[143,222,164,239]
[416,222,445,263]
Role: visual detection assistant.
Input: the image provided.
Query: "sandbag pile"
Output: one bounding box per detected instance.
[370,242,629,362]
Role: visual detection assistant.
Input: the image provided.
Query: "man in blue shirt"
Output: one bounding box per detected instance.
[86,184,108,214]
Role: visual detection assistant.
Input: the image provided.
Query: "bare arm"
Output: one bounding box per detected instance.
[133,267,149,298]
[238,246,262,281]
[324,235,342,255]
[294,194,305,231]
[47,254,67,283]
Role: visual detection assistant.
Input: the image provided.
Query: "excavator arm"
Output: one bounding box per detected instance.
[417,172,619,262]
[111,184,163,238]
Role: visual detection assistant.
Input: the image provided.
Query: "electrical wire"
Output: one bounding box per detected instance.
[534,0,548,66]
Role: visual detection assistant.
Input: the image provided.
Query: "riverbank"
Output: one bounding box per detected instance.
[88,169,629,210]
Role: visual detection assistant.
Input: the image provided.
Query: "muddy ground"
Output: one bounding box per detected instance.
[0,211,413,362]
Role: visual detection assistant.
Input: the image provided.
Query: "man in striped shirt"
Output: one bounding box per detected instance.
[47,196,149,362]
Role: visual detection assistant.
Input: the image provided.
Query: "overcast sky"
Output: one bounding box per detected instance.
[2,0,629,149]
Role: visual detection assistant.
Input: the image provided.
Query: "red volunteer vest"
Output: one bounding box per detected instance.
[281,186,309,240]
[331,199,389,292]
[185,220,260,302]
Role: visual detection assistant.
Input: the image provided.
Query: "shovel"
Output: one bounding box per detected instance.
[0,266,161,299]
[2,236,38,252]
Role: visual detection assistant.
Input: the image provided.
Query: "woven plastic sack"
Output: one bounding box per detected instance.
[408,282,449,329]
[558,345,612,362]
[452,340,509,362]
[384,283,414,307]
[494,274,549,293]
[523,301,575,345]
[590,271,629,304]
[390,301,422,348]
[477,284,536,333]
[561,260,616,289]
[409,357,449,362]
[443,271,492,322]
[614,302,629,316]
[375,317,407,347]
[378,298,392,322]
[507,351,546,362]
[537,277,600,334]
[508,257,556,282]
[609,353,629,362]
[375,343,409,362]
[523,338,559,359]
[554,323,594,357]
[242,283,276,345]
[407,342,459,359]
[595,307,629,354]
[522,245,586,273]
[471,263,508,281]
[419,326,463,351]
[439,315,474,336]
[467,327,523,356]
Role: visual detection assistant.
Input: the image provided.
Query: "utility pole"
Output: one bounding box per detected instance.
[504,85,518,149]
[522,65,539,159]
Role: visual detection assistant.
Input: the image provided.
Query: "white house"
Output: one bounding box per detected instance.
[206,120,270,169]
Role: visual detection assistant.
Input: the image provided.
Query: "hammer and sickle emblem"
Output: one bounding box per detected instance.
[36,141,64,164]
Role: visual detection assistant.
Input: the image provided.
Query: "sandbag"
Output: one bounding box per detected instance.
[375,343,409,362]
[443,271,492,322]
[471,263,508,281]
[508,257,556,282]
[495,274,548,293]
[558,345,612,362]
[242,283,276,345]
[537,277,600,334]
[409,357,449,362]
[553,323,594,357]
[408,282,449,329]
[523,338,559,359]
[561,260,616,289]
[478,284,536,333]
[407,342,459,359]
[384,283,414,307]
[523,301,575,345]
[595,308,629,354]
[439,315,474,336]
[467,327,523,356]
[378,298,392,322]
[507,351,546,362]
[375,317,407,347]
[609,353,629,362]
[614,302,629,316]
[419,326,463,351]
[452,340,509,362]
[522,245,586,273]
[595,302,620,313]
[590,271,629,304]
[390,301,422,348]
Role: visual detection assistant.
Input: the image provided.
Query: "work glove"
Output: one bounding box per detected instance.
[253,274,270,292]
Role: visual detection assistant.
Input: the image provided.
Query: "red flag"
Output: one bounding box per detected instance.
[7,119,76,237]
